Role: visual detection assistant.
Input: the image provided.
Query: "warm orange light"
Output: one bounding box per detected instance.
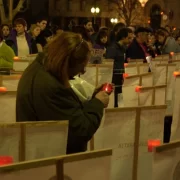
[161,12,164,15]
[124,63,128,67]
[170,52,174,56]
[148,20,150,24]
[173,71,180,77]
[0,87,7,92]
[135,86,142,92]
[173,27,176,31]
[123,73,129,78]
[148,140,161,152]
[13,56,19,60]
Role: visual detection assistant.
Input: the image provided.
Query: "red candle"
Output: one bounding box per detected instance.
[123,73,129,78]
[0,156,13,166]
[135,86,142,92]
[102,83,113,94]
[124,63,128,67]
[13,56,19,60]
[170,52,174,56]
[173,71,180,77]
[148,140,161,152]
[0,87,7,92]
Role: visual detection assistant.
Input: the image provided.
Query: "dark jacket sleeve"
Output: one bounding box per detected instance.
[33,86,104,142]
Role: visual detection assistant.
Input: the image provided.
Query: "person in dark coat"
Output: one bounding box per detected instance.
[16,32,110,154]
[106,28,133,107]
[126,27,150,62]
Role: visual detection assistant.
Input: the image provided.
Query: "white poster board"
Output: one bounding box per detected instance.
[0,123,21,162]
[171,76,180,141]
[151,141,180,180]
[24,121,68,161]
[153,64,167,86]
[0,149,112,180]
[166,64,176,115]
[13,60,30,72]
[0,159,58,180]
[0,92,16,123]
[64,149,112,180]
[138,106,166,180]
[93,105,166,180]
[2,75,21,91]
[122,77,139,106]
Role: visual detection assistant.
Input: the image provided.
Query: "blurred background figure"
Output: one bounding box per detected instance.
[0,29,14,68]
[28,24,41,54]
[157,30,180,54]
[1,24,11,40]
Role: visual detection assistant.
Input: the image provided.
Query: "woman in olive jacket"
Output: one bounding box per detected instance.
[16,32,109,154]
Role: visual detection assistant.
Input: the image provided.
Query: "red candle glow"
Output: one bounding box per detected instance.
[123,73,129,78]
[170,52,174,56]
[173,71,180,77]
[148,140,161,152]
[0,156,13,166]
[135,86,142,92]
[124,63,128,67]
[0,87,7,92]
[102,83,113,94]
[13,56,19,60]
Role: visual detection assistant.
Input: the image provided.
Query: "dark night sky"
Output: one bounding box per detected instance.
[31,0,48,16]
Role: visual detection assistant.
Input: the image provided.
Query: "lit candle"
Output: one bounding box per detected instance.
[173,71,180,77]
[0,87,7,92]
[102,83,113,94]
[0,156,13,166]
[135,86,142,92]
[13,56,19,60]
[123,73,129,78]
[124,63,128,67]
[170,52,174,56]
[148,140,161,152]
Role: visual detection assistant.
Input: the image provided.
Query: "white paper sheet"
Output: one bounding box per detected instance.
[138,108,166,180]
[138,89,153,106]
[0,93,16,123]
[153,65,166,86]
[25,125,68,161]
[94,109,136,180]
[0,126,20,162]
[141,74,153,86]
[64,155,111,180]
[80,66,96,86]
[0,165,56,180]
[155,88,166,105]
[122,77,139,107]
[171,77,180,140]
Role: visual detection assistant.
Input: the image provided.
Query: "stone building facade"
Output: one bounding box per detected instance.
[49,0,180,28]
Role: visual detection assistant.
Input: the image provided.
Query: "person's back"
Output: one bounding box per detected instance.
[16,32,110,154]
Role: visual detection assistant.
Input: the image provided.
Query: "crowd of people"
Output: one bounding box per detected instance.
[1,17,180,153]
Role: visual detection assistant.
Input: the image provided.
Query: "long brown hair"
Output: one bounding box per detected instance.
[43,32,90,87]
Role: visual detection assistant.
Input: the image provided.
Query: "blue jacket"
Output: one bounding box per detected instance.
[6,29,32,56]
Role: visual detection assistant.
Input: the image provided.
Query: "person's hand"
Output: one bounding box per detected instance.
[92,84,105,98]
[95,91,109,108]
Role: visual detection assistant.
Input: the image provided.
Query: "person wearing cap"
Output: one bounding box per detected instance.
[126,27,150,62]
[6,18,32,57]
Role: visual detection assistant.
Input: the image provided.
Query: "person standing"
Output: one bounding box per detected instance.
[16,32,110,154]
[106,28,133,107]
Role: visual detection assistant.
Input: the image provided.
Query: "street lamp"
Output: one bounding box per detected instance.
[91,7,100,24]
[91,7,100,14]
[111,18,118,24]
[139,0,148,7]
